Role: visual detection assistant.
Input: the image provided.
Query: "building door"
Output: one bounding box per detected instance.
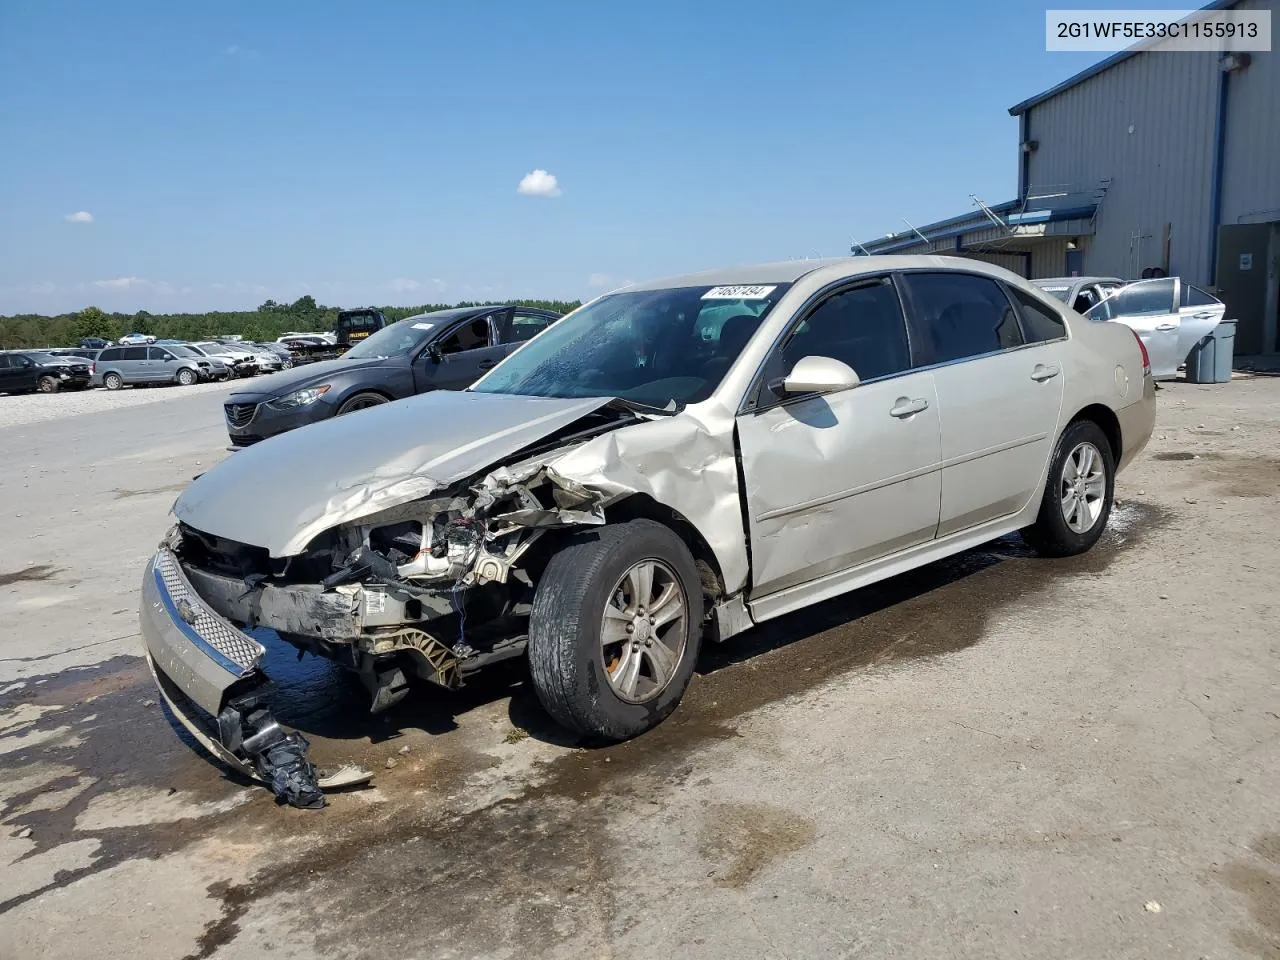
[1065,248,1083,277]
[1216,222,1277,356]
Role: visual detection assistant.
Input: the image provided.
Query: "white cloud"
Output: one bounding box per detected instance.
[225,45,241,55]
[587,273,613,288]
[517,169,561,197]
[64,211,93,224]
[389,278,421,293]
[93,276,150,290]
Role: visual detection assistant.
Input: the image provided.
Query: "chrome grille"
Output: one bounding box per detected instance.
[225,402,258,428]
[155,550,263,674]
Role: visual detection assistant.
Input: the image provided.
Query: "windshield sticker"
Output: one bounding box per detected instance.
[702,285,777,300]
[412,322,435,330]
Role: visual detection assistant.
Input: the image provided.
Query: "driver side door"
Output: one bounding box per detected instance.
[415,312,509,392]
[735,276,942,609]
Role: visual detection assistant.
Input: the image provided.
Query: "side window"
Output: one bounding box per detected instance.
[1181,283,1219,308]
[1092,278,1176,319]
[1009,286,1067,343]
[438,317,494,355]
[779,278,911,382]
[147,347,169,360]
[900,272,1024,365]
[119,347,147,361]
[0,354,9,369]
[507,311,554,343]
[98,347,121,362]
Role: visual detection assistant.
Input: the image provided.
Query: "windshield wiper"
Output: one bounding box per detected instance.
[609,397,682,416]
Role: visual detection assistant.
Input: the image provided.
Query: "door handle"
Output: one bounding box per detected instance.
[1030,363,1061,382]
[1191,312,1214,320]
[1155,323,1177,331]
[889,397,929,418]
[478,359,497,370]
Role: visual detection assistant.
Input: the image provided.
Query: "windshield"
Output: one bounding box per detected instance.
[168,345,199,358]
[27,352,60,362]
[472,284,791,407]
[344,317,436,359]
[194,342,234,356]
[1035,284,1072,303]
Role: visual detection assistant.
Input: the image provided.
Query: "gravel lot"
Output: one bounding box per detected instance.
[0,379,238,429]
[2,376,1279,959]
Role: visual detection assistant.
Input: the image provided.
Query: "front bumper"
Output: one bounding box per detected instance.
[139,548,372,804]
[139,549,265,716]
[225,394,333,446]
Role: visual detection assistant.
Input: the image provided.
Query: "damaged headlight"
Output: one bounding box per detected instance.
[268,384,331,409]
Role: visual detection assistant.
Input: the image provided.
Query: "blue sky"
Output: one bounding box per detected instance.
[0,1,1164,314]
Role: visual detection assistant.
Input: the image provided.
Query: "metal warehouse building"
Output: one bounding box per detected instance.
[859,0,1279,356]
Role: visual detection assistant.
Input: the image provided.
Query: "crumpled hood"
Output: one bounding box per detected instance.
[173,390,615,556]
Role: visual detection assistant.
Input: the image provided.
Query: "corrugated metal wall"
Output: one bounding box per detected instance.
[1025,48,1221,284]
[1221,0,1280,226]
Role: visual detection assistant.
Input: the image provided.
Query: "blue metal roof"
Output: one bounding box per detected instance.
[1007,0,1239,116]
[861,203,1097,255]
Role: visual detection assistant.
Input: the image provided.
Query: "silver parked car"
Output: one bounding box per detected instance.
[139,256,1155,806]
[95,344,210,389]
[1034,276,1226,380]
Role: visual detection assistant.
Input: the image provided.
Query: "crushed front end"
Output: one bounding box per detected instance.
[140,451,613,808]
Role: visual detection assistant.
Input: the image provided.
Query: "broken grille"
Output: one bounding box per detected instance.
[156,550,264,673]
[225,402,258,428]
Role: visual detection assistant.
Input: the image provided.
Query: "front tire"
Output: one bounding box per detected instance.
[177,368,198,386]
[37,376,59,393]
[528,519,704,741]
[1021,420,1115,557]
[336,392,389,415]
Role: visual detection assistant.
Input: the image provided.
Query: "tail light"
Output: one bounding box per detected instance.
[1132,329,1150,376]
[90,362,96,375]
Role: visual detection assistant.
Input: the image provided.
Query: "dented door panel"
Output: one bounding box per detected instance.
[737,373,943,598]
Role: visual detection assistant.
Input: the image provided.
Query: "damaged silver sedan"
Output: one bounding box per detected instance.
[140,256,1156,806]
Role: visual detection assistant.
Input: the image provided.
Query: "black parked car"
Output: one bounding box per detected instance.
[79,337,111,350]
[223,304,562,447]
[0,351,92,393]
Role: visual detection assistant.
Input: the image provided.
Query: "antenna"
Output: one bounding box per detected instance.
[850,239,872,256]
[902,218,931,246]
[970,194,1012,234]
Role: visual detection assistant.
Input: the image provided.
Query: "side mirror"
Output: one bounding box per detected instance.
[770,355,861,396]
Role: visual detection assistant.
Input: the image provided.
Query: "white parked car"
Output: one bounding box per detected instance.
[139,256,1155,807]
[1034,276,1226,380]
[118,332,157,345]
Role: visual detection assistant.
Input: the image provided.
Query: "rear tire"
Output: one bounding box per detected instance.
[1021,420,1115,557]
[37,376,59,393]
[104,372,123,391]
[336,392,389,415]
[528,520,703,741]
[177,368,197,386]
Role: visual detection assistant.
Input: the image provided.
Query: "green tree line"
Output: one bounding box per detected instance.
[0,295,583,349]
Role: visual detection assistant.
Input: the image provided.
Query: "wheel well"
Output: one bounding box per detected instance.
[602,494,726,604]
[338,388,394,407]
[1069,404,1122,461]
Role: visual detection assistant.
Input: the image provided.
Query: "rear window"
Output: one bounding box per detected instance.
[1008,287,1068,343]
[1036,285,1072,303]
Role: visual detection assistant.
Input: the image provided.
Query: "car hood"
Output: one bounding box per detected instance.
[228,357,391,400]
[173,390,617,556]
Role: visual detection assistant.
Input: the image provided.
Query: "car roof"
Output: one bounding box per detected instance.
[1033,276,1124,285]
[623,255,1043,293]
[398,305,511,324]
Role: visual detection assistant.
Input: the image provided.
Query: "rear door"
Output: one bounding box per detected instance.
[899,271,1066,538]
[1085,278,1179,378]
[0,354,13,392]
[1177,281,1227,358]
[418,312,508,391]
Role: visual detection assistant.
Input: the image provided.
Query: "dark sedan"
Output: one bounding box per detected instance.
[0,351,93,393]
[223,304,562,447]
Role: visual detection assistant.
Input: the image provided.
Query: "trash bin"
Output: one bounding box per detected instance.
[1184,319,1237,383]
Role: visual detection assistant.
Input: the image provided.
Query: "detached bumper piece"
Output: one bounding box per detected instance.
[140,549,371,808]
